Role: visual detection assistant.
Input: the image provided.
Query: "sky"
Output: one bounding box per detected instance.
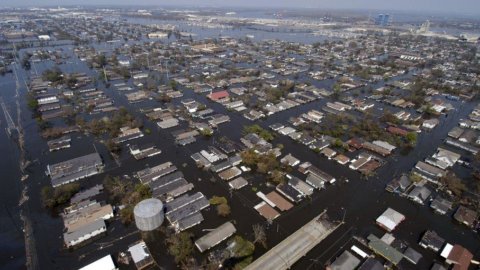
[3,0,480,16]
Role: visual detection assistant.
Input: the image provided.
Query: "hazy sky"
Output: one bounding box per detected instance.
[3,0,480,16]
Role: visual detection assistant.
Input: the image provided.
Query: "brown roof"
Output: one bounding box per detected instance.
[266,191,293,211]
[387,126,408,136]
[347,138,363,149]
[255,202,280,220]
[208,90,229,101]
[453,206,477,227]
[449,245,473,270]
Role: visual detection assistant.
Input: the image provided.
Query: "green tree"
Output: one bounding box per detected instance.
[167,232,194,264]
[406,132,417,145]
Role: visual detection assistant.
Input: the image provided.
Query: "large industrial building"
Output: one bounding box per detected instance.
[133,198,164,231]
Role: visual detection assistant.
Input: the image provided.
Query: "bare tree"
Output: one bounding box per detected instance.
[252,224,267,249]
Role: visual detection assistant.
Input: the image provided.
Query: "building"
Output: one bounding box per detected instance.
[430,196,452,215]
[208,90,230,102]
[407,185,431,204]
[329,250,360,270]
[195,222,236,252]
[453,206,477,228]
[403,247,423,265]
[128,241,154,270]
[47,153,103,187]
[386,175,411,193]
[134,198,164,231]
[63,204,113,231]
[367,234,403,265]
[375,14,390,26]
[64,219,106,248]
[357,258,383,270]
[79,255,117,270]
[228,177,248,190]
[441,244,473,270]
[419,230,445,252]
[376,208,405,232]
[255,201,280,221]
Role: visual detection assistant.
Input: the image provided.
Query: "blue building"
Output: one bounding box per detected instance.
[375,13,390,27]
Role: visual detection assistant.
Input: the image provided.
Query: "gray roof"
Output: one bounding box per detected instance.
[134,198,163,219]
[367,234,404,265]
[63,219,105,245]
[358,258,384,270]
[195,222,236,252]
[430,263,447,270]
[48,153,102,187]
[403,247,423,264]
[408,186,431,203]
[330,250,361,270]
[430,196,452,214]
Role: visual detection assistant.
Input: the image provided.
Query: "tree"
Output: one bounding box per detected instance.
[243,124,274,141]
[210,196,228,205]
[41,183,81,208]
[252,224,267,248]
[269,170,285,184]
[200,128,213,137]
[120,205,134,224]
[229,236,255,269]
[440,173,466,197]
[217,203,231,217]
[167,232,194,264]
[406,132,417,145]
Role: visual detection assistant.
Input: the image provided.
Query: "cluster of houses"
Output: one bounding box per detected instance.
[61,185,114,248]
[328,207,476,270]
[134,162,209,232]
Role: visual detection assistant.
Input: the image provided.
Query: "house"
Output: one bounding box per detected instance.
[208,90,230,102]
[423,118,440,129]
[367,234,404,265]
[287,175,314,196]
[403,247,423,265]
[329,250,361,270]
[362,142,392,156]
[448,127,465,139]
[305,173,325,189]
[357,258,384,270]
[441,244,473,270]
[195,222,236,253]
[407,185,431,204]
[376,208,405,232]
[386,175,411,193]
[128,241,154,270]
[228,177,248,190]
[453,206,477,228]
[419,230,445,252]
[334,154,350,165]
[430,196,453,215]
[63,219,106,247]
[79,255,117,270]
[349,156,371,170]
[459,130,476,143]
[280,154,300,167]
[321,147,337,159]
[387,126,408,137]
[415,161,446,180]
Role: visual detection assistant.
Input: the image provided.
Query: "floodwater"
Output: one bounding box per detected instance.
[0,21,479,270]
